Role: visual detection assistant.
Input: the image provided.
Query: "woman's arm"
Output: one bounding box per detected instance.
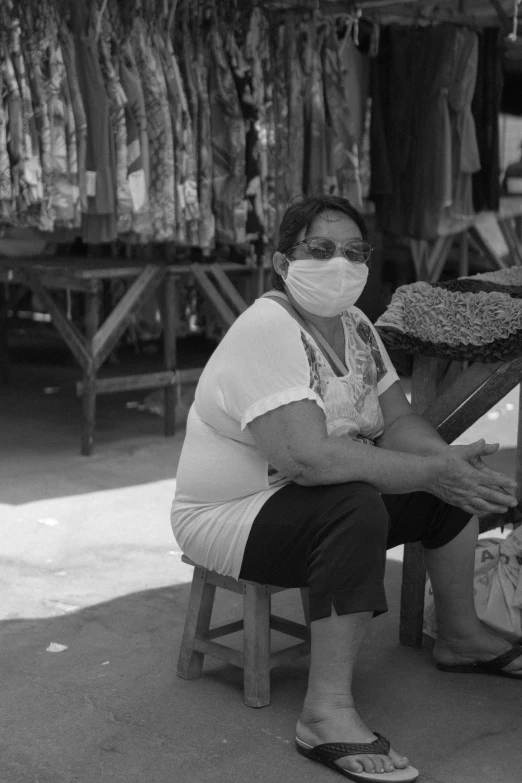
[375,381,451,456]
[248,398,431,493]
[247,398,517,514]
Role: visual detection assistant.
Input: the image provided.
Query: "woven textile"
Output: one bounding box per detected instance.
[375,270,522,364]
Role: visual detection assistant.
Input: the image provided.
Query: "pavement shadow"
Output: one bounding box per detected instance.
[2,558,522,783]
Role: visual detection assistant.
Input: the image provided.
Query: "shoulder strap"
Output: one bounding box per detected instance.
[262,291,349,376]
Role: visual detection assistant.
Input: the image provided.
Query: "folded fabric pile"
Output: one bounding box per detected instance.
[375,268,522,364]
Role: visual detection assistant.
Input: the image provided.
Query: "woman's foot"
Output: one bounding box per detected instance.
[296,704,410,776]
[434,626,522,674]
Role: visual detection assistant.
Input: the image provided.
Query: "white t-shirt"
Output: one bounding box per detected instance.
[171,296,399,579]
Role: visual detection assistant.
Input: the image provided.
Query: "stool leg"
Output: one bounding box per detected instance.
[243,583,271,708]
[177,567,216,679]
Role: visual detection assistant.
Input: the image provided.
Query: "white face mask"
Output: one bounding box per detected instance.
[284,256,369,317]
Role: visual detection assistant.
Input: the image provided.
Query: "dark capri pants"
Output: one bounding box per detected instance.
[239,481,472,622]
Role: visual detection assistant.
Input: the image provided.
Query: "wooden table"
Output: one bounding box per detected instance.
[399,352,522,647]
[0,257,255,455]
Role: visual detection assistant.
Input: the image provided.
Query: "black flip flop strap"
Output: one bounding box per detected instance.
[308,732,391,763]
[480,644,522,672]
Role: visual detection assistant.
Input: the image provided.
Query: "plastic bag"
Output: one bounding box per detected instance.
[424,527,522,639]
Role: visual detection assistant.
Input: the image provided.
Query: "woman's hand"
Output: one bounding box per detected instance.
[428,439,518,517]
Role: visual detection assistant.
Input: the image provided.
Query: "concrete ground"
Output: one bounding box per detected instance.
[1,353,522,783]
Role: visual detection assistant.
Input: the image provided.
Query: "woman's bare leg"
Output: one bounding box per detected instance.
[425,516,522,671]
[297,607,410,775]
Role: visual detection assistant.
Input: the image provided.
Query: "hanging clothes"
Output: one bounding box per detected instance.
[131,17,176,243]
[98,16,134,235]
[59,21,88,214]
[286,18,306,201]
[438,28,481,235]
[71,1,117,243]
[208,24,246,246]
[10,19,43,224]
[226,30,265,244]
[46,36,78,227]
[156,31,200,246]
[270,20,291,225]
[245,6,273,242]
[119,40,152,238]
[322,23,364,209]
[177,24,202,247]
[371,24,472,240]
[1,41,23,218]
[0,69,12,222]
[23,28,53,231]
[303,20,329,197]
[472,27,504,213]
[192,25,215,250]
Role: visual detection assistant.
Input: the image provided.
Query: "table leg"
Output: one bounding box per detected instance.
[459,231,469,278]
[163,271,177,437]
[516,385,522,504]
[0,286,9,384]
[82,290,99,456]
[400,355,441,647]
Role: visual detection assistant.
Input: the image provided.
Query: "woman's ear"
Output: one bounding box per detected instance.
[273,251,289,280]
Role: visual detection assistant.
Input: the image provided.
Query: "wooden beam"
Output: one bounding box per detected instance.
[269,614,309,641]
[468,225,509,270]
[23,271,90,370]
[193,637,244,669]
[428,235,454,283]
[269,641,310,669]
[205,569,245,595]
[210,263,249,315]
[191,263,237,328]
[176,367,204,386]
[436,358,522,443]
[163,270,178,436]
[419,360,504,427]
[76,371,176,396]
[498,219,522,266]
[206,620,244,640]
[92,265,165,370]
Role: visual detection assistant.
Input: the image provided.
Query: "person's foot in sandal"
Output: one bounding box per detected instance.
[296,703,416,779]
[434,625,522,677]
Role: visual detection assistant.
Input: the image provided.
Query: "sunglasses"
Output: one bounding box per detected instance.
[287,237,374,264]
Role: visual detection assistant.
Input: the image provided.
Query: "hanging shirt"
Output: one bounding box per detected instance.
[171,296,399,579]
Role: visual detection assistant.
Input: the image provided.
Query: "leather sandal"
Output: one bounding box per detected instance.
[295,732,419,782]
[436,643,522,679]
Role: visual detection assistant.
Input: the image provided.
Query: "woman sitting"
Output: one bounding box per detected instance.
[171,195,521,783]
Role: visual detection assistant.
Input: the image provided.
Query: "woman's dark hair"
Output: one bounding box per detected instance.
[271,195,368,292]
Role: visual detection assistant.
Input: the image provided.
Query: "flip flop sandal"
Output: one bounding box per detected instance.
[437,643,522,679]
[295,733,419,782]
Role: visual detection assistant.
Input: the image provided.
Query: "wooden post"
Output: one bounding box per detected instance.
[0,283,10,384]
[300,587,311,638]
[399,355,440,647]
[81,287,99,456]
[243,583,271,708]
[516,385,522,505]
[459,231,469,278]
[163,270,177,436]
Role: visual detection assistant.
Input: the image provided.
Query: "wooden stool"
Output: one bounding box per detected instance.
[177,556,311,707]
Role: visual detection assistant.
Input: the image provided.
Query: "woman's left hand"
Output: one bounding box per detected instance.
[450,441,518,513]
